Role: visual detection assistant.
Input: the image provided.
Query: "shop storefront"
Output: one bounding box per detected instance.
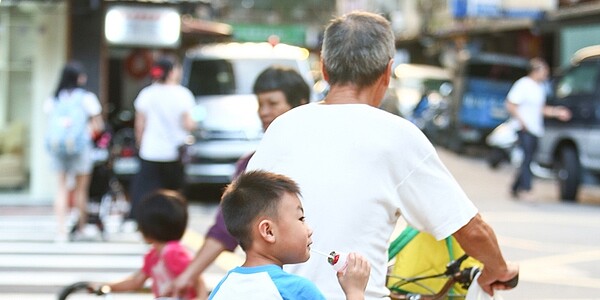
[0,0,231,204]
[0,2,68,203]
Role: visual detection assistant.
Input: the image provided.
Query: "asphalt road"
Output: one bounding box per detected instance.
[436,147,600,299]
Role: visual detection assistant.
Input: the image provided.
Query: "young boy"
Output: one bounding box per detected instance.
[209,170,370,300]
[92,189,206,299]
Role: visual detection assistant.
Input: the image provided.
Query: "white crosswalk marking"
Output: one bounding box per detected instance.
[0,214,148,296]
[0,204,238,299]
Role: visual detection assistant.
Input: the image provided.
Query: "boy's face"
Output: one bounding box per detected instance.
[273,192,313,264]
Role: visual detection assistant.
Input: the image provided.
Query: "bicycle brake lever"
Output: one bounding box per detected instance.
[494,273,519,289]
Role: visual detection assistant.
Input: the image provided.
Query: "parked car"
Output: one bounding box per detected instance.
[442,52,529,152]
[181,42,315,185]
[535,45,600,201]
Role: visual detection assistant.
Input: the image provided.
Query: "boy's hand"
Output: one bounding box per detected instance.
[336,252,370,300]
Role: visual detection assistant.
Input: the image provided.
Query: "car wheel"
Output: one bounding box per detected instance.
[556,146,581,201]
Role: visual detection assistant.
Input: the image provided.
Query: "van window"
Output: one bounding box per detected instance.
[466,63,527,82]
[187,59,236,96]
[187,59,302,97]
[556,63,600,98]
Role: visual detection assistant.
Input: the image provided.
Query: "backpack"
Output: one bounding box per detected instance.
[46,89,89,156]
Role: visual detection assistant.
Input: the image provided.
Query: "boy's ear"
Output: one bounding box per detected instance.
[258,219,276,244]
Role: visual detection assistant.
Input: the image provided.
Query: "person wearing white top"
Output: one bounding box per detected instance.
[506,58,571,200]
[129,55,196,221]
[247,11,519,300]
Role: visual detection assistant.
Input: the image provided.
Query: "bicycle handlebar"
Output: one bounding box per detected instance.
[389,254,519,300]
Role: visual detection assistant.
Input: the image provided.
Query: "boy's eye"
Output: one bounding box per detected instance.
[299,216,306,222]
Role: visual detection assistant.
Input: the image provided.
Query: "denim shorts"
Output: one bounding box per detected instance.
[51,145,94,175]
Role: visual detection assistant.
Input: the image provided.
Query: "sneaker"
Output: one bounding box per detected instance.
[518,191,537,202]
[121,219,138,233]
[54,232,69,243]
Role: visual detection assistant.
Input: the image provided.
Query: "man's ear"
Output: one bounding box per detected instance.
[321,59,329,82]
[258,219,276,244]
[383,59,394,87]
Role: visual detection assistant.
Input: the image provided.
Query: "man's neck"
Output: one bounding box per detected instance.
[323,84,380,106]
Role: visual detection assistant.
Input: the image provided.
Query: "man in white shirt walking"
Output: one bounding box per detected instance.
[506,58,571,200]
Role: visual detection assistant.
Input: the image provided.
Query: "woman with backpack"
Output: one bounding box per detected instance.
[45,61,104,242]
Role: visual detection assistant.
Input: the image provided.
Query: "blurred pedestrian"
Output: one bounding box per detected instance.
[45,61,104,242]
[506,57,571,200]
[166,66,310,298]
[246,11,518,299]
[129,55,196,223]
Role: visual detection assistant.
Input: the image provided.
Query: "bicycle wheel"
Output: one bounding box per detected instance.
[57,281,96,300]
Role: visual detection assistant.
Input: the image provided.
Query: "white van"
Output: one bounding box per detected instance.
[181,42,315,184]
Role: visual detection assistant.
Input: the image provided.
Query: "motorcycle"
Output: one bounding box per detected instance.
[485,121,522,169]
[110,127,140,188]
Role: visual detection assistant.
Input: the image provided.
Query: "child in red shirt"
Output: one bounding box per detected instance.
[92,189,206,299]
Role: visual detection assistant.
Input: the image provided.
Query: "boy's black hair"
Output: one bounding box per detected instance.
[252,66,311,107]
[137,189,188,242]
[221,170,301,251]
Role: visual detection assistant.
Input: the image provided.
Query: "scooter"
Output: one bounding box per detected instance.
[486,122,555,179]
[486,121,522,169]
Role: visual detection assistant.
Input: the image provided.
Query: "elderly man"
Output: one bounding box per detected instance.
[247,11,518,299]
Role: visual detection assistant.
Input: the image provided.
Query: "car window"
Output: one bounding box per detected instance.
[187,59,236,96]
[186,58,301,97]
[556,63,599,98]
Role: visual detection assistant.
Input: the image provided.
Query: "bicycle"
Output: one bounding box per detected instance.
[387,254,518,300]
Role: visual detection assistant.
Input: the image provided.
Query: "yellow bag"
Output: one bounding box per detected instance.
[387,226,482,296]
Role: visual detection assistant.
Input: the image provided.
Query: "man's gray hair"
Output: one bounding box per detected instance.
[322,11,395,88]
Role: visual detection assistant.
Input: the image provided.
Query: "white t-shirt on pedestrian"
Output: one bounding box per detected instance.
[246,103,478,300]
[134,83,195,162]
[506,76,546,137]
[44,88,102,118]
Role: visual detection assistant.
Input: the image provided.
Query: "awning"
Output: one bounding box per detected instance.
[181,15,232,37]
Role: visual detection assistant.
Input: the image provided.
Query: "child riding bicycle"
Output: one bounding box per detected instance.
[88,189,207,299]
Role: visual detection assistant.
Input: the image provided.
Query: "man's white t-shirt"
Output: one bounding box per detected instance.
[506,76,547,137]
[246,103,478,300]
[134,83,195,161]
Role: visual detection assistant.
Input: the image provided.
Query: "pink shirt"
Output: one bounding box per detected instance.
[142,241,196,299]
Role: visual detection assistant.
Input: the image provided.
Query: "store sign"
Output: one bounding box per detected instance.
[451,0,501,18]
[231,24,306,47]
[105,6,180,48]
[452,0,552,19]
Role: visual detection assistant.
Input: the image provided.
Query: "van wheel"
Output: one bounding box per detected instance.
[556,146,581,201]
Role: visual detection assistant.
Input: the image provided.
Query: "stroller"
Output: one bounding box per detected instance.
[69,130,130,241]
